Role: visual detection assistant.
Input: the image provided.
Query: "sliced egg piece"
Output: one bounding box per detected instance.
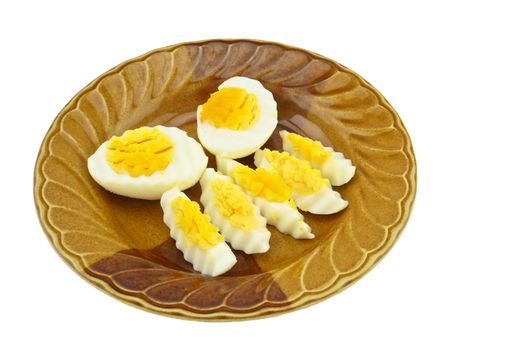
[217,156,314,239]
[199,168,271,254]
[279,130,355,186]
[254,149,348,215]
[88,125,208,200]
[160,187,236,276]
[197,76,278,159]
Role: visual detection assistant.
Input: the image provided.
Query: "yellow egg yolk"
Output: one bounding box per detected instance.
[106,127,173,177]
[230,164,292,203]
[287,132,331,164]
[172,197,224,249]
[211,179,258,231]
[262,149,330,195]
[200,87,259,130]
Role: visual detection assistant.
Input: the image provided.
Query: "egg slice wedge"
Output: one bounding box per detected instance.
[279,130,355,186]
[88,125,207,200]
[196,76,278,159]
[199,168,271,254]
[160,187,236,276]
[217,156,314,239]
[254,149,348,215]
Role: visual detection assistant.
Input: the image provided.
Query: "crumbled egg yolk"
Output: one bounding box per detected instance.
[200,87,259,130]
[287,132,331,164]
[230,164,292,203]
[106,127,173,177]
[211,179,258,231]
[262,149,330,195]
[288,198,298,211]
[172,197,224,249]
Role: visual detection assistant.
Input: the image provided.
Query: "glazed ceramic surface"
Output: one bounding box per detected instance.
[34,39,416,320]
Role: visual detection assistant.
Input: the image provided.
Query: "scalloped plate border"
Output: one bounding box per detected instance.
[34,39,417,321]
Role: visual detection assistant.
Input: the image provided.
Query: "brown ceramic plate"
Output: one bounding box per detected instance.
[34,39,416,321]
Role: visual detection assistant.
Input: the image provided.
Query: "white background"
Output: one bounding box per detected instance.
[1,0,526,349]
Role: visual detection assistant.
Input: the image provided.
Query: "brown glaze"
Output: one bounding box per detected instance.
[89,240,288,312]
[34,39,416,320]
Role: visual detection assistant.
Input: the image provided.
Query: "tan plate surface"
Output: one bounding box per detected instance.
[34,39,416,321]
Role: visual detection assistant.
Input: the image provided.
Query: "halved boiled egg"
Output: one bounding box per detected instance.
[217,156,314,239]
[200,168,271,254]
[87,125,207,200]
[254,149,348,215]
[196,76,277,159]
[160,187,236,276]
[280,130,355,186]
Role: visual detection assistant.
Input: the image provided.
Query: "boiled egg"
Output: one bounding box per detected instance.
[199,168,271,254]
[280,130,355,186]
[217,156,314,239]
[87,125,207,200]
[254,149,348,215]
[160,187,236,276]
[196,76,277,159]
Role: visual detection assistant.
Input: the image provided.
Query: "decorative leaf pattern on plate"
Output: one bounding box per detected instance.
[34,40,416,320]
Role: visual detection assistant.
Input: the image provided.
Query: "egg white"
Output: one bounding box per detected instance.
[254,149,348,215]
[160,188,236,276]
[280,130,356,186]
[217,156,314,239]
[199,168,271,254]
[197,76,278,159]
[87,125,208,200]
